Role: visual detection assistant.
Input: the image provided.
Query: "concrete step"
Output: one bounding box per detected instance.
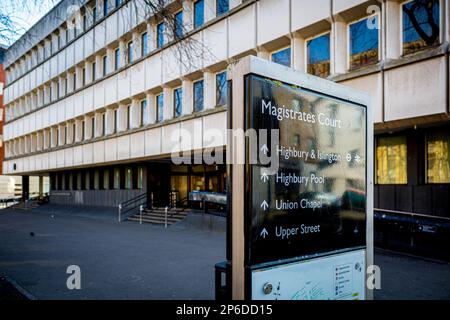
[127,208,190,225]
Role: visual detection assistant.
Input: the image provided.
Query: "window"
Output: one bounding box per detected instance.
[114,109,118,133]
[127,41,133,63]
[216,71,227,106]
[427,132,450,183]
[103,0,108,17]
[175,11,183,39]
[115,0,122,7]
[85,171,91,190]
[402,0,440,55]
[94,170,100,190]
[217,0,229,16]
[58,34,61,49]
[307,33,331,78]
[91,117,95,138]
[114,168,120,189]
[174,87,183,118]
[156,94,164,122]
[102,113,106,136]
[271,47,291,67]
[103,169,110,189]
[127,105,131,129]
[93,6,97,22]
[92,61,96,81]
[349,15,380,70]
[194,0,205,28]
[193,80,204,112]
[82,67,86,86]
[125,167,132,189]
[73,73,77,91]
[137,167,144,189]
[141,99,148,126]
[77,172,82,190]
[376,136,407,184]
[83,14,87,31]
[157,22,165,48]
[81,120,85,140]
[102,55,108,76]
[114,48,120,70]
[141,32,148,56]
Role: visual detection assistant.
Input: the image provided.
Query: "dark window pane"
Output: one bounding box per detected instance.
[307,33,330,78]
[175,11,183,39]
[141,32,148,56]
[194,0,204,28]
[271,47,291,67]
[174,87,183,117]
[217,0,229,16]
[157,23,165,48]
[157,94,164,122]
[114,48,120,70]
[403,0,440,55]
[349,16,379,70]
[216,71,227,106]
[193,80,204,112]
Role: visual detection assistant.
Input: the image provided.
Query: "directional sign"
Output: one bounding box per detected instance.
[244,74,367,266]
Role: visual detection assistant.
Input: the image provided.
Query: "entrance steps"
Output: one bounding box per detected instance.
[11,200,40,210]
[127,207,190,225]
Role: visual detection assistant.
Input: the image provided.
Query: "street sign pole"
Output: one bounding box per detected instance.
[227,56,373,300]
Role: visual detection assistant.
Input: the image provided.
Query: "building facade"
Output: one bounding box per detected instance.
[1,0,449,220]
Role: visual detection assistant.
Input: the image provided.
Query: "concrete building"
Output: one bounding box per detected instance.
[1,0,449,220]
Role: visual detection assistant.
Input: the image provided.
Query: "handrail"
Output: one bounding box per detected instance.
[118,193,147,222]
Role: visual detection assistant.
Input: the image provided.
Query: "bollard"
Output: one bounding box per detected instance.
[118,204,122,223]
[165,206,168,229]
[140,205,143,225]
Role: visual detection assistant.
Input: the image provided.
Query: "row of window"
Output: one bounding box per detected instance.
[376,131,450,185]
[270,0,440,76]
[51,166,144,191]
[5,71,228,158]
[7,0,231,84]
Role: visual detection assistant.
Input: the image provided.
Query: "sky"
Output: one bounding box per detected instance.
[0,0,58,47]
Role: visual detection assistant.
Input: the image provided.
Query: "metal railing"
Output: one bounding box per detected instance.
[118,193,147,222]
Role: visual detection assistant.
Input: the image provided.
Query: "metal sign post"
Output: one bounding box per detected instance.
[227,56,373,300]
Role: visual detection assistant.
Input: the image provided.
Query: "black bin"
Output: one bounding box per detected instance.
[215,261,231,300]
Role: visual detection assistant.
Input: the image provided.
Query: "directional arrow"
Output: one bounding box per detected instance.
[354,154,361,163]
[261,172,269,183]
[261,144,269,155]
[260,228,269,239]
[261,200,269,210]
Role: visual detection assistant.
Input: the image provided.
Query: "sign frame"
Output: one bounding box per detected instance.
[227,56,373,300]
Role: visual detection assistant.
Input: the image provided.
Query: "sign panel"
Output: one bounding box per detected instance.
[251,249,366,300]
[245,74,367,266]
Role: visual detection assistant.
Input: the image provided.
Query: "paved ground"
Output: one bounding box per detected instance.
[0,205,449,300]
[0,206,225,300]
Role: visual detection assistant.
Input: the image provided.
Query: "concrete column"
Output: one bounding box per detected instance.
[75,118,84,142]
[117,104,128,132]
[94,113,103,137]
[163,87,174,121]
[230,0,241,10]
[36,132,43,151]
[292,33,306,72]
[39,176,44,197]
[85,115,94,139]
[67,121,75,144]
[44,129,51,149]
[130,99,141,129]
[147,93,156,124]
[51,81,58,101]
[51,126,58,148]
[75,66,83,88]
[257,47,270,60]
[67,72,74,93]
[182,0,194,33]
[58,76,65,97]
[85,62,93,84]
[58,123,66,146]
[204,70,215,110]
[182,79,193,115]
[24,135,30,154]
[385,0,400,60]
[132,31,141,60]
[119,40,127,67]
[107,47,115,72]
[105,108,115,135]
[332,16,348,75]
[147,22,156,52]
[22,176,29,201]
[95,55,103,79]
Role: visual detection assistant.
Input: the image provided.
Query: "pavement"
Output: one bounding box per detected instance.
[0,205,450,300]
